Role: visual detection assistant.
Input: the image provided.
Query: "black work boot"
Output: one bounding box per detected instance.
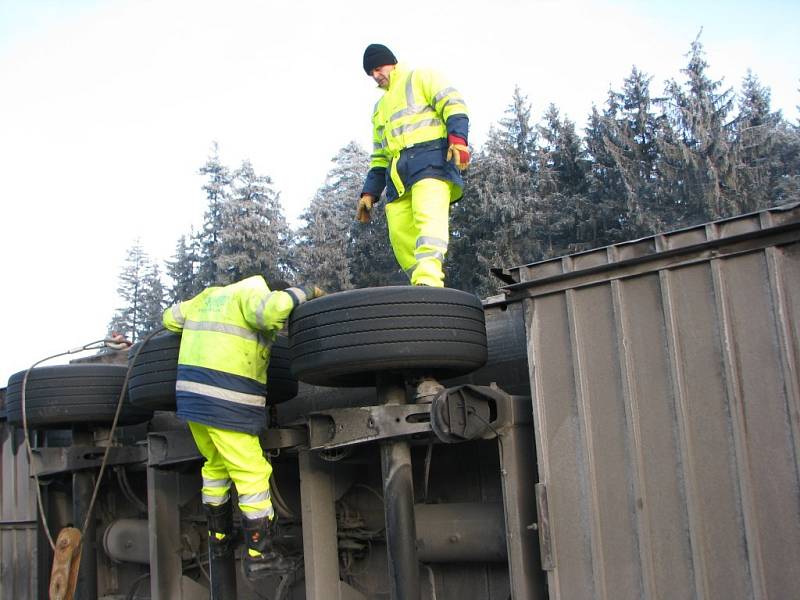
[204,502,235,557]
[242,516,296,578]
[203,502,237,598]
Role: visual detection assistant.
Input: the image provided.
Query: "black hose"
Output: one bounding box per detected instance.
[125,572,150,600]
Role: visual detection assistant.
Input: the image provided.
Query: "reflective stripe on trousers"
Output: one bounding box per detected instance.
[385,178,453,287]
[188,421,275,520]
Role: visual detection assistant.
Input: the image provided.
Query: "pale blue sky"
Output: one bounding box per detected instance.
[0,0,798,385]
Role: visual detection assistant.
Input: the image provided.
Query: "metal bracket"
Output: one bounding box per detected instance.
[147,430,202,467]
[304,384,528,450]
[261,426,308,450]
[30,445,147,477]
[430,384,511,443]
[306,404,432,450]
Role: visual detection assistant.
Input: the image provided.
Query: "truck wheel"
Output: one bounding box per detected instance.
[128,331,181,411]
[5,365,153,428]
[127,332,298,410]
[288,286,488,387]
[267,336,300,404]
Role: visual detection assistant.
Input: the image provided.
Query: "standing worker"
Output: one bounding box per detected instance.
[356,43,470,287]
[162,275,324,582]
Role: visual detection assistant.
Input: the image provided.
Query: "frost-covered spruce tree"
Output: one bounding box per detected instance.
[165,234,199,303]
[535,104,593,256]
[341,143,400,288]
[733,71,785,212]
[585,103,634,244]
[450,87,542,296]
[295,142,367,291]
[593,67,663,238]
[770,106,800,205]
[658,34,737,224]
[215,160,290,286]
[108,240,163,342]
[195,142,231,287]
[139,262,167,337]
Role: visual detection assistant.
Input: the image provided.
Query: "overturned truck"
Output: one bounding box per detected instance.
[2,203,799,599]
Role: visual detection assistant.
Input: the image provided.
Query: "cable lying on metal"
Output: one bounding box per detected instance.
[20,329,164,562]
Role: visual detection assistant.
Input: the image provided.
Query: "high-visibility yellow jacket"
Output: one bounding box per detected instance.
[162,276,308,434]
[361,63,469,202]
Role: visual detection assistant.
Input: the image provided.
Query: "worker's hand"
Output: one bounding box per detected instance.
[446,134,471,171]
[303,285,326,300]
[356,194,374,223]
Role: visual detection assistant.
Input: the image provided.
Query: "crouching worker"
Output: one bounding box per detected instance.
[162,275,324,583]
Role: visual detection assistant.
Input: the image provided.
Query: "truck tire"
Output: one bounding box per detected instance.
[5,365,153,428]
[288,286,488,387]
[127,331,181,411]
[267,335,300,404]
[127,332,298,410]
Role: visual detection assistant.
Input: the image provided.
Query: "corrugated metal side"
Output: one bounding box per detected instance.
[0,423,38,600]
[515,208,800,599]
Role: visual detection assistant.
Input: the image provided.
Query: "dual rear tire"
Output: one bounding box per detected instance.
[288,286,488,387]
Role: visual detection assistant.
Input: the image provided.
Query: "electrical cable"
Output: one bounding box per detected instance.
[125,571,151,600]
[275,570,296,600]
[352,483,383,502]
[423,441,433,503]
[78,328,164,535]
[194,553,211,583]
[269,472,296,521]
[20,328,164,553]
[425,564,438,600]
[114,466,148,514]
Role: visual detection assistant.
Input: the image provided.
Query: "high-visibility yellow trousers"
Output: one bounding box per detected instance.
[385,178,453,287]
[188,421,274,521]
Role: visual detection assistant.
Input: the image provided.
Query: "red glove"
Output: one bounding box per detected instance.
[446,134,470,171]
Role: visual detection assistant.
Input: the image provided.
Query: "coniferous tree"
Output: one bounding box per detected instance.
[537,104,593,255]
[486,86,539,166]
[596,68,664,237]
[296,142,373,291]
[658,34,738,224]
[585,103,633,243]
[196,142,231,287]
[215,160,290,285]
[345,146,402,289]
[165,234,200,302]
[448,159,495,294]
[108,240,164,342]
[450,87,541,295]
[732,70,782,212]
[349,198,400,288]
[139,263,167,336]
[770,118,800,205]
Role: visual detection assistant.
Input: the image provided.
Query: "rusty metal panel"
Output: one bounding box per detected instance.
[510,204,800,600]
[0,422,39,600]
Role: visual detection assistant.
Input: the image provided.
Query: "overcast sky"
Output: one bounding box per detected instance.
[1,0,798,386]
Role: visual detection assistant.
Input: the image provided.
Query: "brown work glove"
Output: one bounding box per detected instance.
[303,285,326,300]
[356,194,374,223]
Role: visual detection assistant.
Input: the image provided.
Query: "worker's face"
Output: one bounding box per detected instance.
[370,64,395,89]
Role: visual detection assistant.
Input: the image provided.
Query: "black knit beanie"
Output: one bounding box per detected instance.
[363,43,397,75]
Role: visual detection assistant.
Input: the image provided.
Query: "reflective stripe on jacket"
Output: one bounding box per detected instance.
[162,276,305,434]
[362,63,469,202]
